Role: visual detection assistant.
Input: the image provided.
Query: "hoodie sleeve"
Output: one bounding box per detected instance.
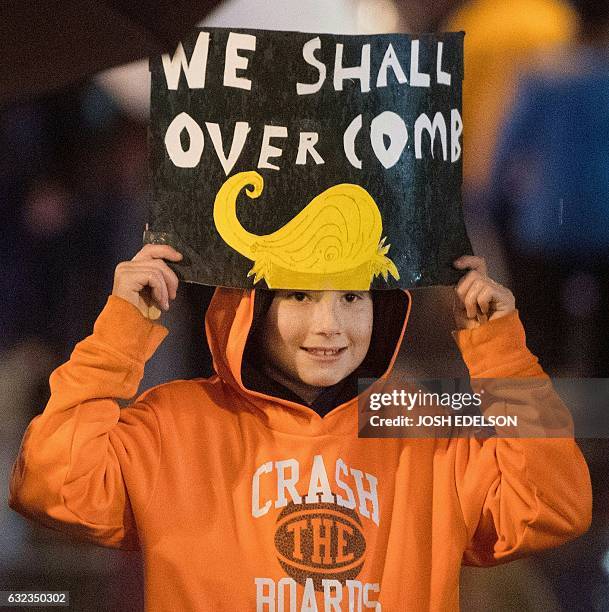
[452,311,592,566]
[8,296,168,550]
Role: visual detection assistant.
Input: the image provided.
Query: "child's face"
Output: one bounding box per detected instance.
[259,290,374,403]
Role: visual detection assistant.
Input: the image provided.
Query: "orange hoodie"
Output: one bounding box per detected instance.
[9,289,591,611]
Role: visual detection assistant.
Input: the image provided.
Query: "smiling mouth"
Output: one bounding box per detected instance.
[301,347,347,357]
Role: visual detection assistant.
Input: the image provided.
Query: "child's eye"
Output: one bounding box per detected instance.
[290,292,310,302]
[343,292,363,303]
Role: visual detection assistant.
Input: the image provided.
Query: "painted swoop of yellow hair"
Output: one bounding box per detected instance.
[213,171,400,290]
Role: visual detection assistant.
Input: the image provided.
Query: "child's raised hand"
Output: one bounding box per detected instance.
[112,244,182,320]
[452,255,516,330]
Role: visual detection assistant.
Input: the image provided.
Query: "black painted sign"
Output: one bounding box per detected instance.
[147,27,471,289]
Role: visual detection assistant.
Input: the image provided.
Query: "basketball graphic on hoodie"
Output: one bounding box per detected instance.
[274,499,366,590]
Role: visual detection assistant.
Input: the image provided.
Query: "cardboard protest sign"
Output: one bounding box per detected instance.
[147,27,471,289]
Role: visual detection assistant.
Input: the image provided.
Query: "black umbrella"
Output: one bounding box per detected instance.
[0,0,222,104]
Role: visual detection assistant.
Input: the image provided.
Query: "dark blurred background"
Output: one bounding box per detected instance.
[1,0,608,610]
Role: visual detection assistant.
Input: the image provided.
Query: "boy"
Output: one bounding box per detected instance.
[9,244,591,611]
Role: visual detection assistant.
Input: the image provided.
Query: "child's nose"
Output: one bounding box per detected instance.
[313,300,341,335]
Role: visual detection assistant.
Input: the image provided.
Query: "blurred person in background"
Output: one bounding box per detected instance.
[392,0,578,299]
[485,0,609,609]
[489,0,609,378]
[395,0,575,201]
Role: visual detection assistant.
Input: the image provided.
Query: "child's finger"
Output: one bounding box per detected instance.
[476,285,496,315]
[138,258,180,301]
[132,244,183,262]
[161,263,180,301]
[453,255,487,275]
[456,272,483,308]
[455,270,481,300]
[138,268,169,311]
[452,286,481,330]
[463,279,485,319]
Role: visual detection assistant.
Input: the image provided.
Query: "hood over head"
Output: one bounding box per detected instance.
[204,287,411,430]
